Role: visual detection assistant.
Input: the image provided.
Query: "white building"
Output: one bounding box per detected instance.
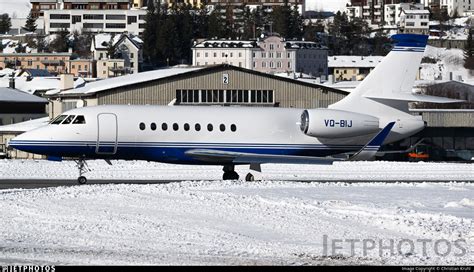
[192,36,328,77]
[384,3,425,27]
[91,33,144,78]
[345,6,363,22]
[43,9,146,35]
[441,0,474,16]
[400,9,430,34]
[420,0,474,16]
[192,40,257,68]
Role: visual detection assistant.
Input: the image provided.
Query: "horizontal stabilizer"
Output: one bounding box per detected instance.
[365,93,465,103]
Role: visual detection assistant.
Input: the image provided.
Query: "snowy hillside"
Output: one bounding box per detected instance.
[420,45,473,81]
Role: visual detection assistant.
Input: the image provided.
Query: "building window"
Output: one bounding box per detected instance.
[220,124,225,132]
[162,123,168,131]
[261,52,266,58]
[238,52,242,57]
[231,124,236,132]
[83,14,103,20]
[213,52,217,57]
[50,14,70,20]
[150,123,157,130]
[197,52,200,58]
[184,123,190,131]
[262,62,266,68]
[173,123,179,131]
[207,124,213,131]
[127,16,137,24]
[106,23,126,29]
[270,44,274,50]
[195,123,201,131]
[139,123,145,130]
[72,15,81,24]
[106,14,126,20]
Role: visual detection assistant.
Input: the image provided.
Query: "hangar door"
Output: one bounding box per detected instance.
[96,113,118,154]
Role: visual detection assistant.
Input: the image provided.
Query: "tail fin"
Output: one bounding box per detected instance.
[330,34,429,112]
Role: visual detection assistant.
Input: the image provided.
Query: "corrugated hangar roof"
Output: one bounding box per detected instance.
[0,87,48,103]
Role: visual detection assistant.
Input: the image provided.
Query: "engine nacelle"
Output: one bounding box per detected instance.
[300,109,380,138]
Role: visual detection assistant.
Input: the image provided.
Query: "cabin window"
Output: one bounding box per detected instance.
[61,115,76,124]
[231,124,237,132]
[220,124,225,132]
[207,124,213,131]
[50,115,68,124]
[173,123,179,131]
[72,115,86,124]
[195,123,201,131]
[162,123,168,131]
[139,123,146,130]
[184,123,190,131]
[150,123,157,131]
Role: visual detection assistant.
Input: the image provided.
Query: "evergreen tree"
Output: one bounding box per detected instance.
[36,35,48,53]
[272,0,291,37]
[49,28,70,52]
[143,0,158,64]
[207,7,224,39]
[23,11,37,33]
[464,28,474,70]
[288,4,303,39]
[0,13,12,34]
[193,3,209,39]
[106,33,116,58]
[241,6,257,40]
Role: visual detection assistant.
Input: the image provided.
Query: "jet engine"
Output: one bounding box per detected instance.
[300,109,380,138]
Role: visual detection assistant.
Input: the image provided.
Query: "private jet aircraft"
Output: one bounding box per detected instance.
[8,34,460,183]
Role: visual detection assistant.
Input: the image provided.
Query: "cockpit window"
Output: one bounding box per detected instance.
[72,115,86,124]
[61,115,76,125]
[50,115,67,125]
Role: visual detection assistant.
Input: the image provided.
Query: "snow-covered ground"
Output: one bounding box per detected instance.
[1,159,474,181]
[0,160,473,265]
[420,45,473,82]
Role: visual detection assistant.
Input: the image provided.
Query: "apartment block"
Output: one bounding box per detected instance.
[192,35,328,77]
[0,53,72,75]
[30,0,130,18]
[44,9,146,35]
[400,9,430,34]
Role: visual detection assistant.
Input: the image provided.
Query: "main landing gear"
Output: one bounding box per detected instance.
[222,165,239,180]
[75,158,90,184]
[222,165,257,181]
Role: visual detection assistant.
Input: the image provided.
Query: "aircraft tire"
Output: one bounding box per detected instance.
[223,172,239,180]
[245,173,254,182]
[78,176,87,184]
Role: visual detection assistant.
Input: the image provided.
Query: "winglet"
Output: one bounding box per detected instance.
[349,122,396,161]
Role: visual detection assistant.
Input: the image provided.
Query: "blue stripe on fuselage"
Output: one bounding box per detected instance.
[9,140,361,164]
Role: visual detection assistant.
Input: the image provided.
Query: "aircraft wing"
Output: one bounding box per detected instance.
[185,149,340,165]
[185,122,396,165]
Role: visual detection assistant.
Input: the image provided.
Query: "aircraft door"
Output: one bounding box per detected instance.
[96,113,118,154]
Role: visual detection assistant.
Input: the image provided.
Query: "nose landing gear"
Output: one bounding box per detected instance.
[75,158,90,184]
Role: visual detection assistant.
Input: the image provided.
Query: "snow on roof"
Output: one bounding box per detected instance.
[0,77,86,95]
[132,36,144,44]
[54,67,205,95]
[0,87,48,103]
[93,34,122,50]
[402,9,430,14]
[328,56,383,68]
[194,40,258,48]
[0,117,49,133]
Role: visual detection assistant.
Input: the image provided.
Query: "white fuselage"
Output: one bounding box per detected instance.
[9,105,424,164]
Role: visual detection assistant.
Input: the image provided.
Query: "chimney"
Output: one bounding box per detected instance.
[9,76,15,89]
[60,74,74,91]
